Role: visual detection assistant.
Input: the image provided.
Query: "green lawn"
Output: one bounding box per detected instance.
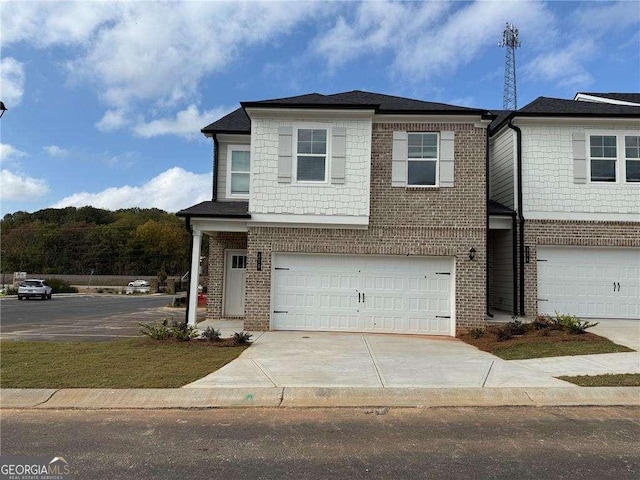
[558,374,640,387]
[0,339,247,388]
[490,340,632,360]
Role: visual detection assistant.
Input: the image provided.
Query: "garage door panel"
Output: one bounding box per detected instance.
[273,254,454,335]
[538,247,640,319]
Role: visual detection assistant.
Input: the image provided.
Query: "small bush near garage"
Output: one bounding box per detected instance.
[45,278,78,294]
[459,314,633,360]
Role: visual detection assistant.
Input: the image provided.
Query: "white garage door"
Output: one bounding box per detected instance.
[537,247,640,319]
[272,254,454,336]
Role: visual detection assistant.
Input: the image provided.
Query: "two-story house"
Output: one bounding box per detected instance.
[178,91,493,336]
[488,95,640,321]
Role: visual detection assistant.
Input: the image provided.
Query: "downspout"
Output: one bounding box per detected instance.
[485,127,493,318]
[507,119,525,317]
[511,213,518,318]
[184,216,193,324]
[212,135,219,201]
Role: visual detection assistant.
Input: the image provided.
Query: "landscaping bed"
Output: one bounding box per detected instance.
[0,338,248,389]
[459,316,633,360]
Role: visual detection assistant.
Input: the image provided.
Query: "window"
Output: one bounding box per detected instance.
[589,135,617,182]
[407,132,439,186]
[227,145,250,197]
[231,255,247,269]
[296,128,327,182]
[625,135,640,182]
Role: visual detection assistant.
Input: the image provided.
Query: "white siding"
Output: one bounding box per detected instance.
[216,135,251,201]
[521,124,640,220]
[250,117,371,218]
[489,128,515,209]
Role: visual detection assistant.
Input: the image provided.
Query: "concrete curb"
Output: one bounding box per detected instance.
[1,387,639,409]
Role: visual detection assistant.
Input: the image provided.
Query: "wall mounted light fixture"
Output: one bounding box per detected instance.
[469,247,476,261]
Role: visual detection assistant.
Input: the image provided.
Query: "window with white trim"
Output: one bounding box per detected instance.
[407,132,439,186]
[625,135,640,182]
[227,145,250,197]
[296,128,327,182]
[589,135,617,182]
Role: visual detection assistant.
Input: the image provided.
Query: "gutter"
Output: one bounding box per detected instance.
[485,128,492,318]
[507,119,525,317]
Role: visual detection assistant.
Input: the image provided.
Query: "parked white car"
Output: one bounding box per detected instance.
[17,279,53,300]
[128,279,150,287]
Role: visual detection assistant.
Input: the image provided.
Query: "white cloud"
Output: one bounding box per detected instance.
[1,169,49,200]
[313,1,555,81]
[133,105,234,139]
[0,57,26,108]
[95,109,129,132]
[43,145,70,158]
[523,40,596,88]
[0,143,28,165]
[51,167,211,212]
[574,1,640,34]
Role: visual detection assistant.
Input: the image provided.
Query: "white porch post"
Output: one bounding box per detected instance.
[187,228,202,326]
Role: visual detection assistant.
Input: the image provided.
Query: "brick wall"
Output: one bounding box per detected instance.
[240,121,487,333]
[522,219,640,317]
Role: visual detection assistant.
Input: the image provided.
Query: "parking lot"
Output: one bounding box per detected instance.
[0,294,198,342]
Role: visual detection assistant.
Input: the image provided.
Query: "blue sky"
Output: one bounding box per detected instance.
[1,0,639,216]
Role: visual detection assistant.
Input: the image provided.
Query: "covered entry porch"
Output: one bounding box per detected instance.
[177,201,249,326]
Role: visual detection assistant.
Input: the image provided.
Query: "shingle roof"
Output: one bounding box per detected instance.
[488,199,515,216]
[176,201,250,218]
[201,108,250,135]
[203,90,493,135]
[578,92,640,104]
[489,97,640,134]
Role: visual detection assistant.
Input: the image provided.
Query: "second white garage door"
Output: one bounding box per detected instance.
[272,254,454,336]
[537,247,640,319]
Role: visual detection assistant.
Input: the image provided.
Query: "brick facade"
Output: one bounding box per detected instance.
[521,220,640,317]
[221,121,488,333]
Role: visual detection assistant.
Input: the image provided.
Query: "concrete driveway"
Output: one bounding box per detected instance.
[185,331,571,389]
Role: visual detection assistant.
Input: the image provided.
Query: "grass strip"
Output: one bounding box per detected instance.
[0,338,247,388]
[558,374,640,387]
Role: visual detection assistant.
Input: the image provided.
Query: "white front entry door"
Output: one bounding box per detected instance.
[537,247,640,319]
[272,254,454,335]
[224,250,247,316]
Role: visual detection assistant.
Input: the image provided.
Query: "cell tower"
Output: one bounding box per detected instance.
[499,23,521,110]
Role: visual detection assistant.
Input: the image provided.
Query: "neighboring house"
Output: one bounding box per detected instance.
[178,91,493,336]
[488,95,640,320]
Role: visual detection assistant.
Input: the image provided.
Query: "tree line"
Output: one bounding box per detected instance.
[0,206,204,276]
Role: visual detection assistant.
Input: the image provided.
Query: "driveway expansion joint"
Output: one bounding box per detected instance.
[362,334,385,387]
[32,389,60,408]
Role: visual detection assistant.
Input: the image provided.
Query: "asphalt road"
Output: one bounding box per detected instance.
[0,295,189,341]
[1,407,638,479]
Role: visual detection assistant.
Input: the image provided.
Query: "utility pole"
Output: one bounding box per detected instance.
[499,23,521,110]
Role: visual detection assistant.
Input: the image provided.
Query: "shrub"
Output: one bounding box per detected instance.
[45,278,78,294]
[469,327,485,339]
[140,319,171,340]
[202,327,222,342]
[507,319,527,335]
[4,286,19,295]
[567,319,599,335]
[533,315,552,330]
[170,321,199,341]
[233,331,253,345]
[495,326,513,342]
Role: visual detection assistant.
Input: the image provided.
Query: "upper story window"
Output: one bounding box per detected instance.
[589,135,617,182]
[296,128,327,182]
[407,132,439,186]
[625,135,640,182]
[227,145,250,197]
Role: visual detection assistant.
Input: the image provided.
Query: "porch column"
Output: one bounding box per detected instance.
[187,228,202,326]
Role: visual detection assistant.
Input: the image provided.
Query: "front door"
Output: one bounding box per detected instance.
[224,250,247,316]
